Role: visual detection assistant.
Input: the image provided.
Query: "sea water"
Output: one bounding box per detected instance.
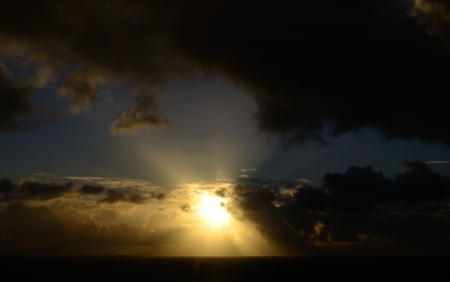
[1,256,448,281]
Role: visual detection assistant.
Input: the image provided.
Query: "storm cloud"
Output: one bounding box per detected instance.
[230,159,450,255]
[0,1,450,145]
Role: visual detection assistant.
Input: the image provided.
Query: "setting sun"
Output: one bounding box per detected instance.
[196,194,230,227]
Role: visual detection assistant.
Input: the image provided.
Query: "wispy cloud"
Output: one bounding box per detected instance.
[240,168,257,172]
[297,178,313,184]
[425,161,450,164]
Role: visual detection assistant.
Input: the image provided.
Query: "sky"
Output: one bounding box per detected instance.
[1,0,450,256]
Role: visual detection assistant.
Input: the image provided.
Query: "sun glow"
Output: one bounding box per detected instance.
[196,194,230,227]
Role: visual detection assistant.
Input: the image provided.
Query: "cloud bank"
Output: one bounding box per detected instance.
[2,159,449,255]
[228,159,450,255]
[1,1,450,145]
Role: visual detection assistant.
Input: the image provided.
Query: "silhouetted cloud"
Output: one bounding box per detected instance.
[230,159,450,255]
[79,184,105,195]
[166,0,450,146]
[110,89,169,135]
[215,188,227,198]
[1,1,450,144]
[0,178,76,202]
[151,191,166,200]
[58,70,103,113]
[98,188,166,204]
[0,63,48,133]
[0,178,17,194]
[233,183,276,211]
[0,177,165,205]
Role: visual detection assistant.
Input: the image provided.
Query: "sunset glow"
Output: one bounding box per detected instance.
[1,0,450,258]
[196,194,230,227]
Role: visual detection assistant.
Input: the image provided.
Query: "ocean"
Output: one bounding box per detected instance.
[1,256,448,281]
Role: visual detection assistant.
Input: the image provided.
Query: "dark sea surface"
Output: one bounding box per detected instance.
[1,256,448,281]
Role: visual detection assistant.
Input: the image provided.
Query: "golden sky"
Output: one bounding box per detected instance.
[1,0,450,256]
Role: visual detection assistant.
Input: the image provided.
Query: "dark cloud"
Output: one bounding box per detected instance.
[231,159,450,255]
[393,158,450,200]
[0,61,62,134]
[98,188,165,204]
[0,177,166,204]
[290,185,329,212]
[1,178,76,202]
[0,63,42,133]
[215,188,227,198]
[0,1,449,143]
[79,184,105,195]
[412,0,450,38]
[150,191,166,200]
[166,0,450,146]
[237,177,296,189]
[233,184,276,211]
[323,166,390,196]
[99,189,137,204]
[0,177,17,194]
[0,0,188,134]
[110,89,169,135]
[58,70,103,113]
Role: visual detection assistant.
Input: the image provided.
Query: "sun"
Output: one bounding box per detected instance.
[196,194,230,227]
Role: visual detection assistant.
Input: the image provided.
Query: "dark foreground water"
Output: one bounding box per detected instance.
[1,256,448,281]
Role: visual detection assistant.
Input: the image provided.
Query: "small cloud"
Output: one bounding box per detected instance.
[239,174,249,178]
[279,187,298,197]
[150,191,166,200]
[98,189,130,204]
[58,70,104,113]
[180,203,191,212]
[110,89,169,135]
[297,178,313,184]
[240,168,257,172]
[79,184,105,195]
[425,161,450,164]
[98,188,166,205]
[215,188,227,198]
